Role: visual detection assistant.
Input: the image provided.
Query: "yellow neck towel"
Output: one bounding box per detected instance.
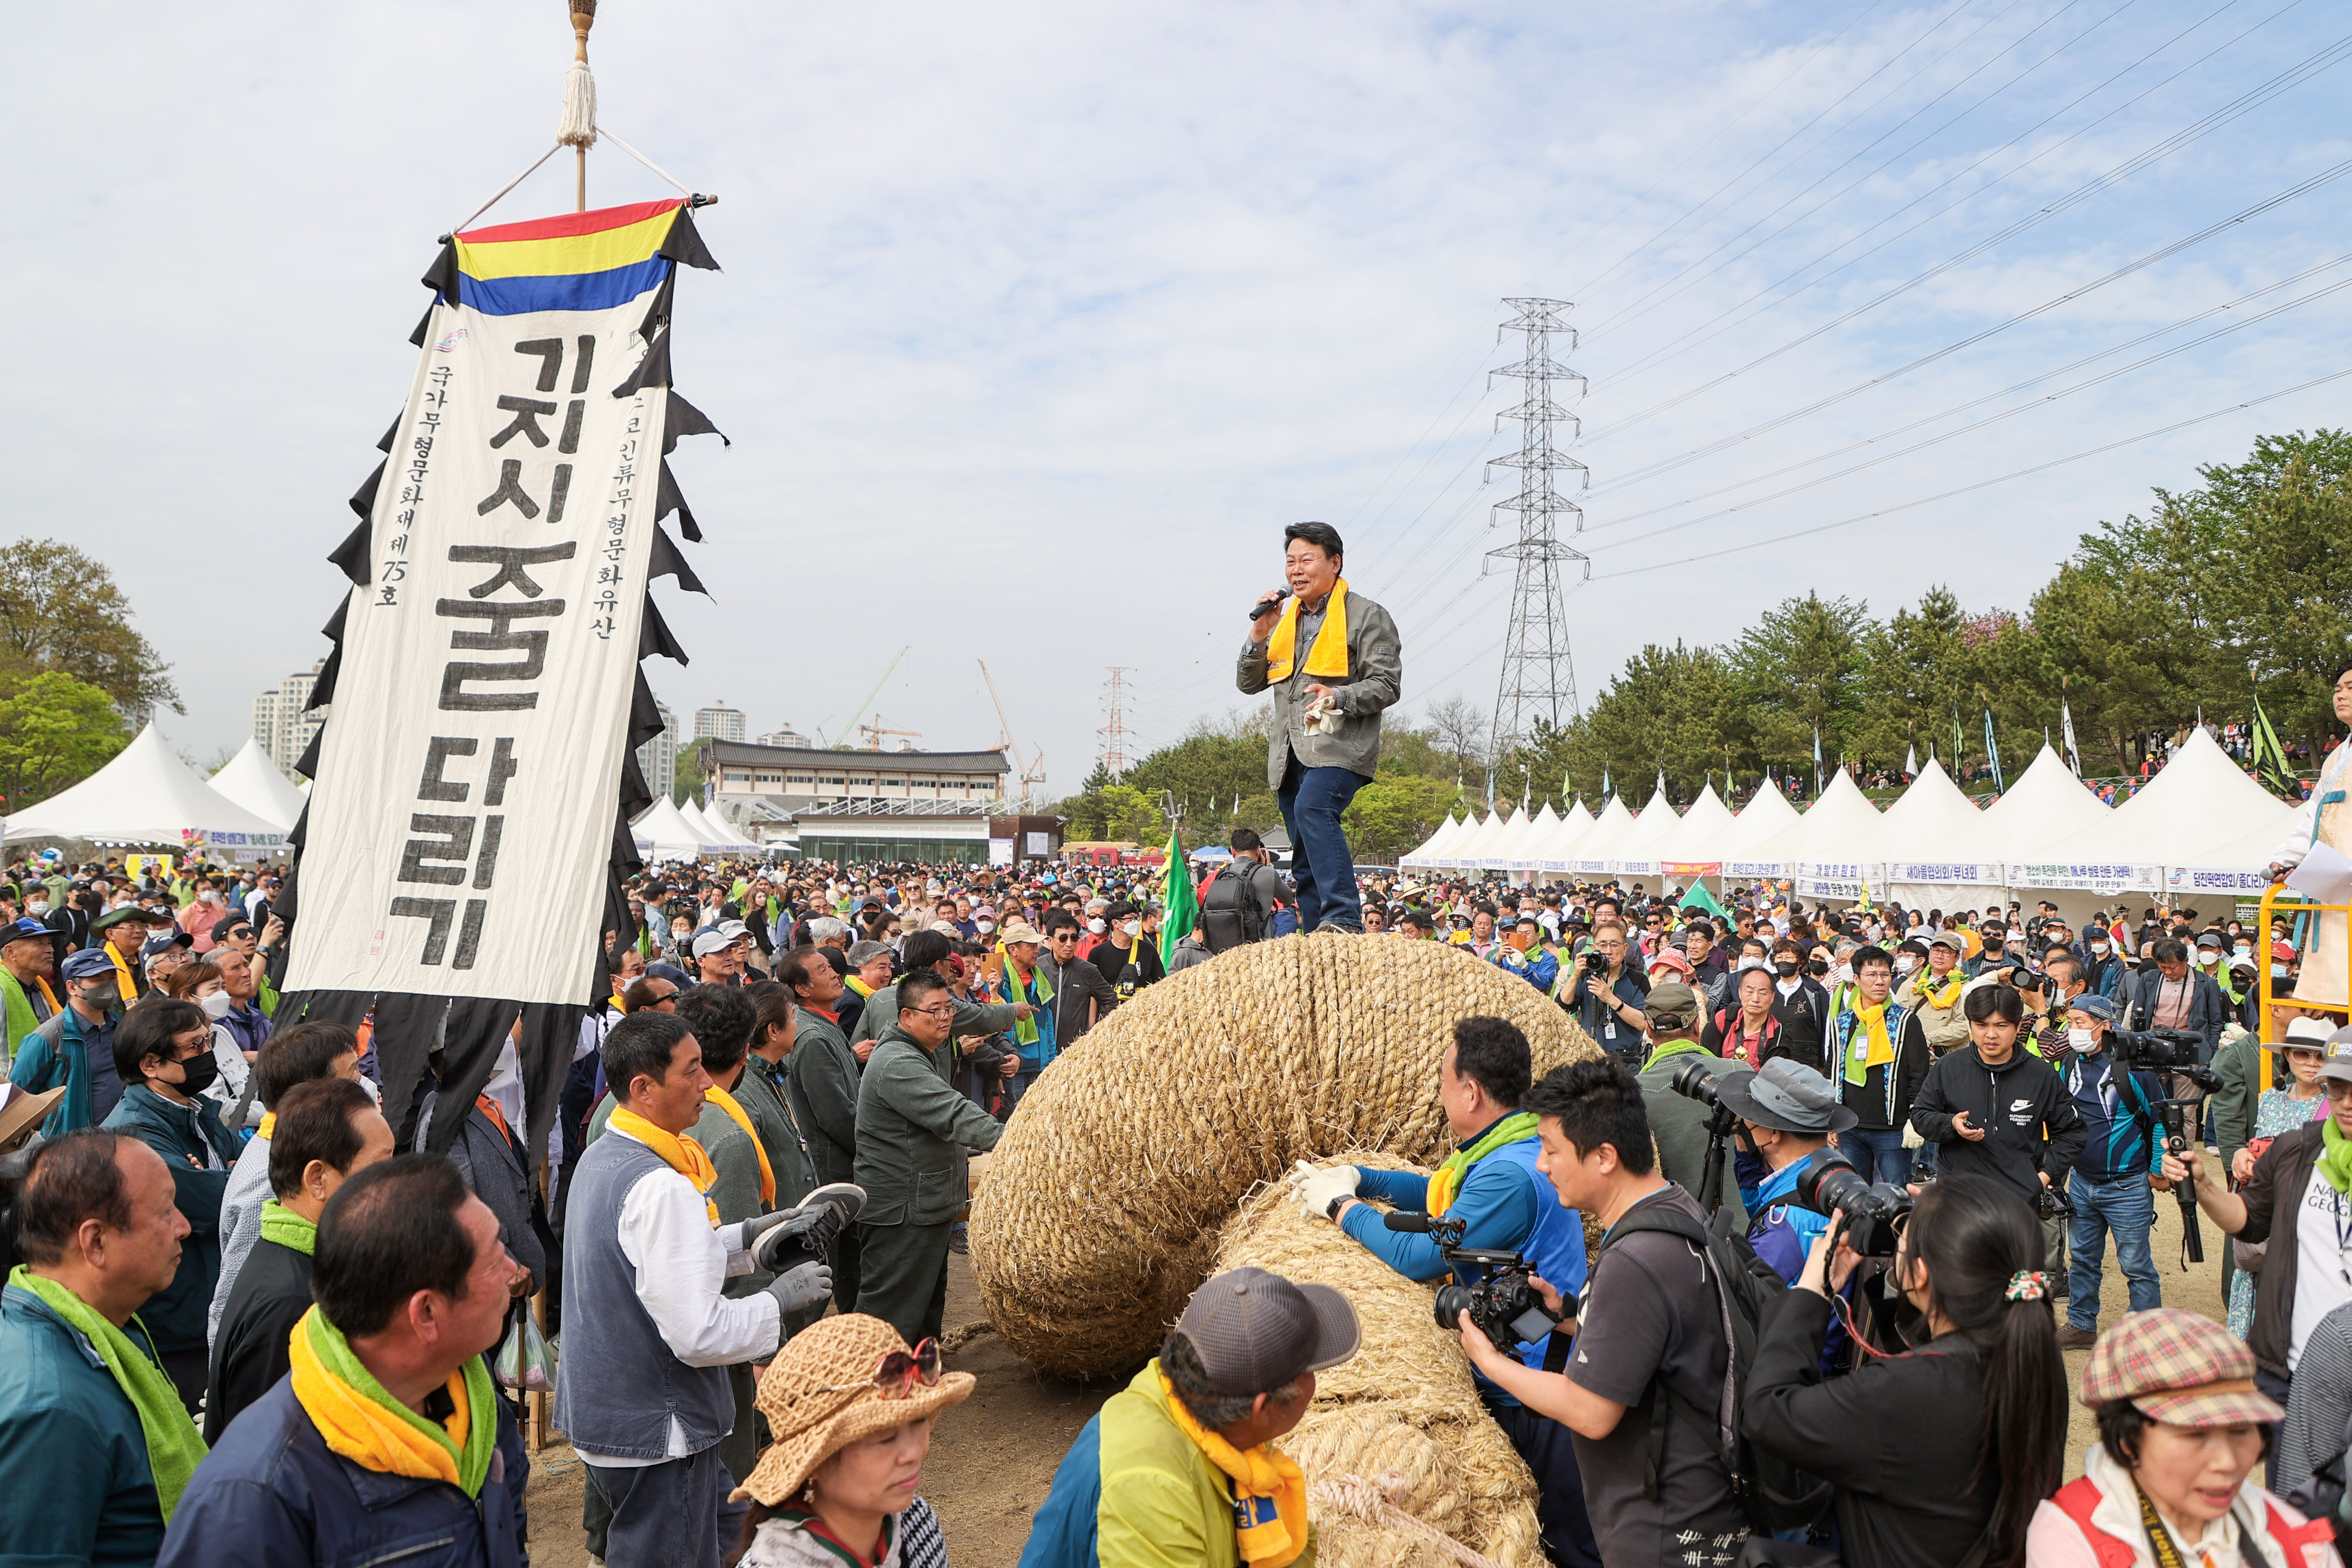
[1158,1371,1310,1566]
[703,1084,776,1207]
[287,1305,493,1497]
[258,1111,277,1140]
[611,1105,722,1225]
[1264,580,1350,684]
[1923,971,1964,1011]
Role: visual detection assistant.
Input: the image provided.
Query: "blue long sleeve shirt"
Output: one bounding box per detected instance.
[2062,1049,2165,1184]
[1339,1160,1541,1283]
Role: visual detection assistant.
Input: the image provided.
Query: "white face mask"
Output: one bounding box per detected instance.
[26,901,45,915]
[200,989,235,1020]
[1738,955,1763,971]
[2235,945,2252,960]
[1894,955,1918,974]
[2090,942,2109,955]
[975,919,995,934]
[1088,918,1106,934]
[198,891,218,905]
[2066,1026,2096,1053]
[2196,949,2219,965]
[1122,920,1142,937]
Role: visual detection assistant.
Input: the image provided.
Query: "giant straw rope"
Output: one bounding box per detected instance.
[970,934,1601,1567]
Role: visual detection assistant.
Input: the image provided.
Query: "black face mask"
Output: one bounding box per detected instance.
[169,1048,220,1098]
[1807,958,1830,977]
[1774,960,1800,978]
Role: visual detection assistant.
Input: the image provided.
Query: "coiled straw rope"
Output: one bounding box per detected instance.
[1310,1475,1510,1568]
[969,934,1599,1567]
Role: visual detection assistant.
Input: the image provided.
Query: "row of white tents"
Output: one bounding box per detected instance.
[1,729,303,849]
[632,795,762,861]
[1401,728,2301,909]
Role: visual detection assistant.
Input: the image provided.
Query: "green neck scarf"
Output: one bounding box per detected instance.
[1426,1111,1542,1215]
[2321,1114,2352,1196]
[295,1306,497,1499]
[259,1198,318,1256]
[8,1266,207,1520]
[1641,1037,1711,1074]
[1010,962,1053,1047]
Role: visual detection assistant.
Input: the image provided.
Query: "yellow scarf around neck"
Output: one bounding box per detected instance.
[703,1084,775,1206]
[1844,999,1894,1088]
[288,1305,494,1497]
[1922,970,1964,1011]
[610,1105,721,1225]
[1157,1369,1310,1567]
[1263,579,1350,683]
[258,1110,278,1140]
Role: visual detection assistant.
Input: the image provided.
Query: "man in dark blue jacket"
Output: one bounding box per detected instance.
[2121,937,2230,1063]
[160,1154,530,1568]
[1294,1016,1599,1567]
[2053,993,2170,1348]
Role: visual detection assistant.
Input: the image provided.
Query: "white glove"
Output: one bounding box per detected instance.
[767,1260,834,1316]
[1290,1159,1361,1220]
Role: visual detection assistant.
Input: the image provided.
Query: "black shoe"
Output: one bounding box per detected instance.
[753,1182,867,1275]
[949,1222,970,1256]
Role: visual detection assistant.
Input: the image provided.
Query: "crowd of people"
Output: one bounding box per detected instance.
[2,818,2351,1567]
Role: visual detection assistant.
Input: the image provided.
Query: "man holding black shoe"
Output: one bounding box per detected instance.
[1238,521,1401,934]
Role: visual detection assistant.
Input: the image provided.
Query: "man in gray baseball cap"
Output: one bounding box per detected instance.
[1020,1267,1358,1565]
[1714,1058,1857,1283]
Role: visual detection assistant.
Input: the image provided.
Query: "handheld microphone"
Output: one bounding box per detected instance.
[1248,587,1292,623]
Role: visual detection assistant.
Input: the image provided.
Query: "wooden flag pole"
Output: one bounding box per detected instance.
[559,1,599,212]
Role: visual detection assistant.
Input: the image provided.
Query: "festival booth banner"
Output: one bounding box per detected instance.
[1615,857,1661,878]
[1795,860,1885,902]
[1661,860,1723,878]
[1889,859,2000,887]
[278,198,722,1157]
[2165,865,2273,896]
[2002,860,2161,895]
[1723,858,1787,880]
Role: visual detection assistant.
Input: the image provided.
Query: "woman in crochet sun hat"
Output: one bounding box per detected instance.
[731,1313,975,1567]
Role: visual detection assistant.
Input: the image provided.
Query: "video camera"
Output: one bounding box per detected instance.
[2112,1027,2213,1081]
[1669,1056,1739,1220]
[1384,1211,1566,1353]
[1794,1147,1915,1257]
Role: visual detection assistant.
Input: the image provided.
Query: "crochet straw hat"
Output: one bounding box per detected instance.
[729,1314,975,1505]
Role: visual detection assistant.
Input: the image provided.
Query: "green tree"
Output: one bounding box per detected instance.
[1731,592,1868,772]
[1572,642,1750,797]
[1345,774,1465,863]
[674,737,712,804]
[0,540,180,717]
[1851,586,1978,772]
[0,671,131,808]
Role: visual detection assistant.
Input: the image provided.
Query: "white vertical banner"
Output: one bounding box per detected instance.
[288,291,666,1005]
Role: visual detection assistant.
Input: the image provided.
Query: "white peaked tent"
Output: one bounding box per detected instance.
[1433,812,1486,869]
[1570,795,1636,874]
[209,737,309,833]
[682,800,755,853]
[1753,769,1887,899]
[2014,727,2293,893]
[1402,813,1461,867]
[1893,745,2109,905]
[1654,784,1736,871]
[1476,807,1526,871]
[1613,785,1683,877]
[1459,809,1513,870]
[2166,804,2300,897]
[1878,757,1980,853]
[1538,800,1596,875]
[1723,780,1801,878]
[1509,803,1563,873]
[633,796,719,860]
[3,725,288,848]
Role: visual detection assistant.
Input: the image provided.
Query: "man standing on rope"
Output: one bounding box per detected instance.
[1239,521,1402,934]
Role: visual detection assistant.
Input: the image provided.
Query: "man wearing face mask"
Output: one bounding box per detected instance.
[1089,900,1163,997]
[1963,920,2013,978]
[1764,940,1832,1076]
[9,947,132,1134]
[2052,994,2168,1348]
[102,997,244,1411]
[2081,923,2126,1000]
[2122,937,2229,1065]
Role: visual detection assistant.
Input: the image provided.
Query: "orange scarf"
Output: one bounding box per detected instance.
[702,1084,776,1206]
[609,1105,720,1225]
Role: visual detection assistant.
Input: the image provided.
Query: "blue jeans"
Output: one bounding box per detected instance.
[1277,751,1368,932]
[1840,1126,1912,1185]
[2068,1171,2159,1329]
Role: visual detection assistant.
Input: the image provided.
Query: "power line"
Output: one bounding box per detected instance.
[1587,365,2352,580]
[1576,22,2352,448]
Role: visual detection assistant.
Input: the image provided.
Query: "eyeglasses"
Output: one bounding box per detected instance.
[810,1338,941,1400]
[913,1004,956,1021]
[2324,1080,2352,1102]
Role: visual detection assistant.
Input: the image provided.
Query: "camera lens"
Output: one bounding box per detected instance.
[1670,1056,1722,1108]
[1433,1283,1476,1332]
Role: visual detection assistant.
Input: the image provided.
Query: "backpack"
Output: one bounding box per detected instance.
[1199,865,1270,954]
[1597,1199,1835,1536]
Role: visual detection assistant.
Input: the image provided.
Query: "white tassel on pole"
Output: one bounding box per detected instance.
[561,3,599,211]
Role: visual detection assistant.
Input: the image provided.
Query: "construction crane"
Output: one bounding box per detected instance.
[977,659,1048,799]
[857,714,922,751]
[816,644,911,747]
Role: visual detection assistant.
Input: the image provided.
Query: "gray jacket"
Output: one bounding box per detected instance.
[1237,586,1402,786]
[422,1091,548,1295]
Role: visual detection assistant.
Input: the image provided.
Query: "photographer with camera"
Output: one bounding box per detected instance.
[1747,1175,2068,1568]
[2123,938,2230,1065]
[1296,1016,1600,1566]
[1457,1057,1752,1568]
[1558,919,1650,1061]
[1716,1059,1856,1284]
[2050,994,2172,1349]
[1638,983,1750,1223]
[1911,985,2086,1219]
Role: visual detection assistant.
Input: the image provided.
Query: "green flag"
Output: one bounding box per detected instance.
[1676,882,1731,922]
[1158,826,1198,969]
[2252,694,2299,800]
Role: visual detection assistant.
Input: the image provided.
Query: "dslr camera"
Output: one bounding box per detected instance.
[1795,1147,1915,1257]
[1582,949,1612,975]
[2113,1027,2210,1077]
[1669,1055,1724,1108]
[1384,1212,1566,1352]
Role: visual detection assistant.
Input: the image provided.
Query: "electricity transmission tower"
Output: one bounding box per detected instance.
[1097,667,1134,782]
[1485,298,1588,762]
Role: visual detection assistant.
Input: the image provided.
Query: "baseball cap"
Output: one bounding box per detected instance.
[1648,948,1692,977]
[2195,930,2223,949]
[1173,1267,1360,1396]
[141,933,193,961]
[2064,993,2118,1024]
[2080,1307,2283,1427]
[0,917,50,947]
[690,928,737,958]
[1644,981,1701,1029]
[60,949,119,982]
[2325,1027,2352,1084]
[1928,932,1966,955]
[1716,1059,1858,1135]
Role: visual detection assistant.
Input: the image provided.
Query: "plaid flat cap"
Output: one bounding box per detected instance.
[2080,1307,2284,1427]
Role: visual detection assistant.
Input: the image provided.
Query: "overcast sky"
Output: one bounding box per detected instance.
[9,0,2350,801]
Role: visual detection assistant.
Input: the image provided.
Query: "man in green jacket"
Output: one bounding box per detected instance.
[848,928,1027,1063]
[853,970,1004,1344]
[782,947,865,1313]
[0,1129,204,1567]
[1018,1267,1359,1568]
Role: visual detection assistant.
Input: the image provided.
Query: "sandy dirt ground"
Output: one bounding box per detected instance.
[523,1187,2228,1565]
